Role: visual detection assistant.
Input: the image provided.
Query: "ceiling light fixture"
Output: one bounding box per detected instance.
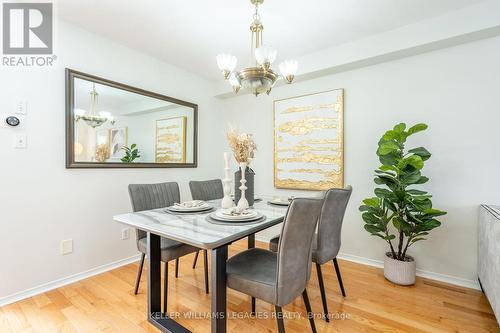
[75,83,115,128]
[216,0,298,96]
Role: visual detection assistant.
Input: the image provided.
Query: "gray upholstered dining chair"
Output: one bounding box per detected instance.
[269,186,352,322]
[188,179,224,293]
[226,198,323,333]
[128,182,209,312]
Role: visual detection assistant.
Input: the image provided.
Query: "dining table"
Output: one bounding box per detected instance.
[113,198,288,333]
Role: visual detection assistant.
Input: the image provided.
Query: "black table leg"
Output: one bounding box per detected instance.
[248,234,255,249]
[147,233,191,333]
[248,234,256,315]
[147,233,161,316]
[211,245,228,333]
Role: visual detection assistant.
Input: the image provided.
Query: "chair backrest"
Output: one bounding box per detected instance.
[189,179,224,201]
[128,182,180,241]
[275,198,323,306]
[315,186,352,264]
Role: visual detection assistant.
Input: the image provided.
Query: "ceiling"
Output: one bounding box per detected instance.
[58,0,485,81]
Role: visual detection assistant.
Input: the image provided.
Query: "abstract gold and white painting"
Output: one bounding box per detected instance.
[274,89,344,190]
[155,116,187,163]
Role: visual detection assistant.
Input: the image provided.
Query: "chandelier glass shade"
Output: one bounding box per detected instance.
[75,83,115,128]
[216,0,298,96]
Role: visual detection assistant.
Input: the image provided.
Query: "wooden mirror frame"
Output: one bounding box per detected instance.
[65,68,198,168]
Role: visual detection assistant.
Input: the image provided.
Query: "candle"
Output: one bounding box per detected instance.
[224,152,229,169]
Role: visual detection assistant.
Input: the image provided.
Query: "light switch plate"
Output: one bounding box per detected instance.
[15,100,27,115]
[60,239,73,255]
[14,133,27,148]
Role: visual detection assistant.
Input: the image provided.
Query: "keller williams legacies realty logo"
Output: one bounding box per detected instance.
[2,2,57,67]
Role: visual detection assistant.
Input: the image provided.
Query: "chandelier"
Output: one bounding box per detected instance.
[216,0,298,96]
[75,83,115,128]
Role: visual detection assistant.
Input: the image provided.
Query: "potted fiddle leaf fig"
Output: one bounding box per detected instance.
[359,123,446,285]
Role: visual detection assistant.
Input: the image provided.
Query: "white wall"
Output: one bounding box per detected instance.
[0,21,224,300]
[219,36,500,283]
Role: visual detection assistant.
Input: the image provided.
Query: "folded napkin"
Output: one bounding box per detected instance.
[174,200,206,208]
[222,207,252,216]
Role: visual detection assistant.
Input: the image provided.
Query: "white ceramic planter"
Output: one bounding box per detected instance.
[383,252,416,285]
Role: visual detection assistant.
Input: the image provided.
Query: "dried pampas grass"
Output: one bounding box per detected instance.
[226,128,257,164]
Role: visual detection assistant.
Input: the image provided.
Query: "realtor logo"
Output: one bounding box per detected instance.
[2,2,53,54]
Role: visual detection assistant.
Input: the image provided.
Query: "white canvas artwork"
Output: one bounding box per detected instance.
[274,89,344,190]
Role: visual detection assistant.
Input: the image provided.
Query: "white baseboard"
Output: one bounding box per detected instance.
[255,235,480,291]
[0,254,141,307]
[337,252,480,290]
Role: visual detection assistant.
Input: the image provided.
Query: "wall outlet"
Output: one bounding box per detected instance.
[14,133,27,148]
[60,239,73,255]
[121,228,130,240]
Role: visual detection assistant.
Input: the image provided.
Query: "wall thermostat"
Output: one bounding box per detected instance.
[5,116,20,127]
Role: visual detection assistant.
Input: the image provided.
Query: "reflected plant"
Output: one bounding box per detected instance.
[121,144,140,163]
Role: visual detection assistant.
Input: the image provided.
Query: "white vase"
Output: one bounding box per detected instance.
[383,252,416,285]
[237,162,249,210]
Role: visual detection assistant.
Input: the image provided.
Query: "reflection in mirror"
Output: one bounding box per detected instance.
[66,69,197,168]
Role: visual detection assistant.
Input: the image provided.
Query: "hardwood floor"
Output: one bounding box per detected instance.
[1,240,499,333]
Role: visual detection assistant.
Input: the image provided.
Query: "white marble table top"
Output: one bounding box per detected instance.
[483,204,500,219]
[113,199,288,249]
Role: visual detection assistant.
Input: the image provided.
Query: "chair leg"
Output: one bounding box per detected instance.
[315,263,329,322]
[333,258,346,297]
[251,297,256,315]
[163,261,168,314]
[192,250,199,268]
[175,258,179,278]
[302,289,317,333]
[134,253,145,295]
[203,249,209,294]
[275,305,285,333]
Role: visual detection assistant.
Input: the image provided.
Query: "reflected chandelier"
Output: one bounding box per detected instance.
[75,83,115,128]
[216,0,298,96]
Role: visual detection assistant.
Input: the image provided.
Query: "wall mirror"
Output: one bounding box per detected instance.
[65,69,197,168]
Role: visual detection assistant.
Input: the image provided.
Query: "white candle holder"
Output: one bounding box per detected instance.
[237,162,249,210]
[221,153,234,209]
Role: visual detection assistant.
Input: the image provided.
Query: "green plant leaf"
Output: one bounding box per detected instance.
[131,143,137,149]
[407,123,428,136]
[408,147,431,161]
[379,165,399,173]
[410,237,426,243]
[363,197,380,208]
[364,224,384,234]
[405,155,424,170]
[382,130,398,140]
[423,208,447,217]
[374,188,392,198]
[407,189,428,195]
[362,212,381,224]
[415,176,429,184]
[393,123,406,133]
[379,153,399,166]
[377,141,400,155]
[401,171,422,185]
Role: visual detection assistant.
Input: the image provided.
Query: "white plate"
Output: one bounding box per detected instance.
[268,198,290,206]
[215,209,258,220]
[209,211,263,223]
[167,203,212,212]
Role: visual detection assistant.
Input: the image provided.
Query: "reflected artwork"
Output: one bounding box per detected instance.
[155,117,187,163]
